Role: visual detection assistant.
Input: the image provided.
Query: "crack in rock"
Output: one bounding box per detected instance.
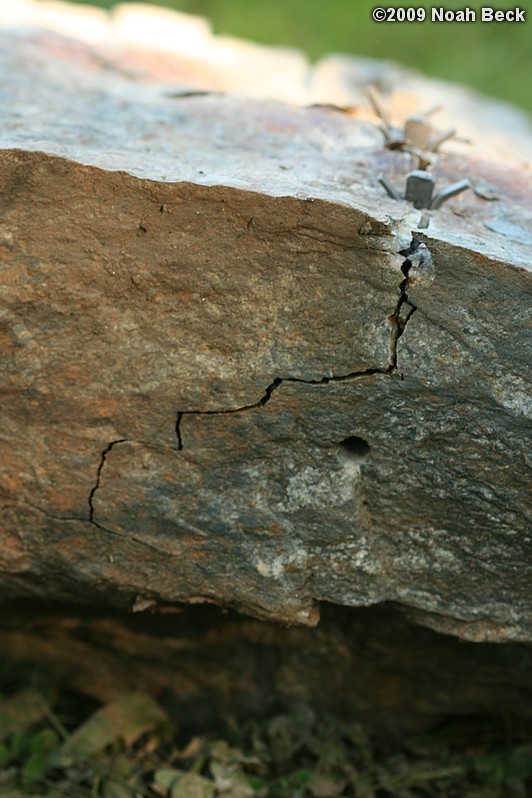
[388,237,429,372]
[13,498,82,525]
[175,413,184,451]
[175,368,384,450]
[88,439,128,521]
[88,512,176,556]
[14,494,166,557]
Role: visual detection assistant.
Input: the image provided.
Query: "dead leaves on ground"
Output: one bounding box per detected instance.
[0,687,531,797]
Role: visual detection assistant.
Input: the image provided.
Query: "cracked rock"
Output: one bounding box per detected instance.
[0,2,531,643]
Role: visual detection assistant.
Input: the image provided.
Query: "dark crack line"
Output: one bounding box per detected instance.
[173,235,426,450]
[15,500,82,525]
[388,239,420,373]
[88,439,128,522]
[175,413,184,451]
[388,294,417,372]
[14,495,170,557]
[175,369,384,450]
[88,515,168,556]
[164,89,215,99]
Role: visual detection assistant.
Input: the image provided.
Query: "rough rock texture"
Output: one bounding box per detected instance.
[2,0,532,163]
[0,2,531,644]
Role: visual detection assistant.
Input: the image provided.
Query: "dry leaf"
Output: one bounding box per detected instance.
[59,692,168,763]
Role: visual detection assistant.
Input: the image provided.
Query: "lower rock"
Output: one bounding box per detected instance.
[1,602,531,738]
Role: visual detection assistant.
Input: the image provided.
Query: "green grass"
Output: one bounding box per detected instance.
[64,0,532,112]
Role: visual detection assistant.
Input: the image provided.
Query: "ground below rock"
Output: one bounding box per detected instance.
[1,602,531,738]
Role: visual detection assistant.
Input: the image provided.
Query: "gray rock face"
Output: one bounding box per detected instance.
[0,2,531,642]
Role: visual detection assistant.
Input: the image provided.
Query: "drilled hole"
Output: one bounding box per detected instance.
[338,436,371,464]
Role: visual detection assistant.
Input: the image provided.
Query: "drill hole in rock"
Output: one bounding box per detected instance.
[338,435,371,465]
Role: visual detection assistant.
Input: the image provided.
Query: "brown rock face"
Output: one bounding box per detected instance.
[0,2,531,644]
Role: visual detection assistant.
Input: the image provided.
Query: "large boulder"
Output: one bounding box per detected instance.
[0,0,531,643]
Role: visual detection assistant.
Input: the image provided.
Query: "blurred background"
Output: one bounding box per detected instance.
[66,0,531,112]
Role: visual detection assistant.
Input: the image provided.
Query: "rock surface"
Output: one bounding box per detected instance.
[0,1,531,642]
